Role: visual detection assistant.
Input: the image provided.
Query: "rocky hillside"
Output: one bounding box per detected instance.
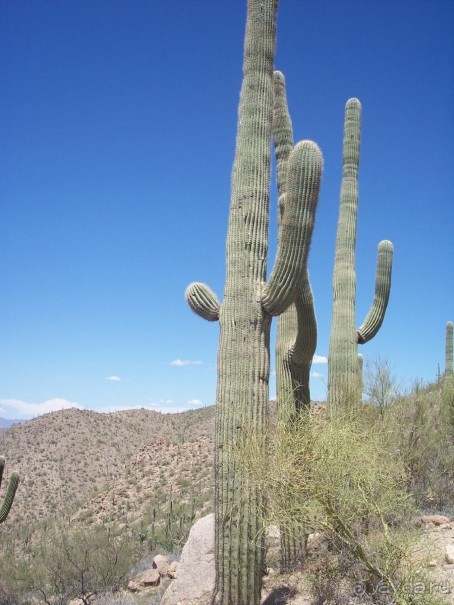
[73,436,214,536]
[0,406,215,529]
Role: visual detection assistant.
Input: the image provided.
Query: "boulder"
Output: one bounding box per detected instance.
[419,515,450,526]
[168,560,178,579]
[128,567,161,592]
[153,554,170,577]
[445,544,454,564]
[160,514,215,605]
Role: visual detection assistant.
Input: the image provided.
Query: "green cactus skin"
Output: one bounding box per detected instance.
[357,240,393,344]
[273,71,317,422]
[328,99,393,414]
[185,2,323,601]
[445,321,453,388]
[357,353,364,400]
[272,71,317,571]
[0,456,19,524]
[185,282,220,321]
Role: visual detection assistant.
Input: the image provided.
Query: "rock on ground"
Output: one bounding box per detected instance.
[160,514,215,605]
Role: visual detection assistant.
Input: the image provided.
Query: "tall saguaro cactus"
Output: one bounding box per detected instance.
[0,456,19,524]
[328,99,393,413]
[185,1,322,602]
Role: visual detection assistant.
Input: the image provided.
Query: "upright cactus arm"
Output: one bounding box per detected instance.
[357,240,393,344]
[261,139,322,316]
[185,282,220,321]
[0,457,19,524]
[273,71,294,213]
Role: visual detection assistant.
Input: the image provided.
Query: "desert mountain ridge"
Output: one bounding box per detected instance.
[0,405,216,531]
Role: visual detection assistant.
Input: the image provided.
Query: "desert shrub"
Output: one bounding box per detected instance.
[382,384,454,512]
[4,522,138,605]
[237,405,445,604]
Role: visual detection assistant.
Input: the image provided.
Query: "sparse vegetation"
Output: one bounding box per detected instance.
[237,370,453,604]
[0,369,453,604]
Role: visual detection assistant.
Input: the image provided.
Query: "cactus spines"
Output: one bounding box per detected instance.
[0,456,19,524]
[328,99,393,413]
[445,321,453,389]
[185,2,323,602]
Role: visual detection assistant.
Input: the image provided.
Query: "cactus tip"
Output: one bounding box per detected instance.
[346,97,362,110]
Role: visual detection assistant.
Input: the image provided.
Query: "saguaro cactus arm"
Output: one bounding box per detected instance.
[261,140,322,317]
[185,282,220,321]
[357,240,393,344]
[0,456,19,524]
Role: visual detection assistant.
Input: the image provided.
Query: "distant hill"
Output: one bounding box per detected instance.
[0,406,215,530]
[0,417,25,429]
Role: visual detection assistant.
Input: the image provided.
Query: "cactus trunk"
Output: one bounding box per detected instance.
[328,100,393,414]
[328,99,362,412]
[445,321,453,389]
[213,2,277,601]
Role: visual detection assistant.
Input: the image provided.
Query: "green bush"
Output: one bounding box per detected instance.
[238,394,449,604]
[2,523,137,605]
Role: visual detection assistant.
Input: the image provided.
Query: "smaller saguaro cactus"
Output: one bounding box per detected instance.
[445,321,453,389]
[328,99,393,413]
[273,70,317,422]
[0,456,19,524]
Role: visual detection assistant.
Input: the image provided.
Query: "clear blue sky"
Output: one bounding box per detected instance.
[1,0,453,419]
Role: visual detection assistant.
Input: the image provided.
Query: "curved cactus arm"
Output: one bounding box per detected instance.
[0,457,19,524]
[357,240,393,344]
[185,282,220,322]
[261,140,322,317]
[291,276,317,368]
[290,277,317,409]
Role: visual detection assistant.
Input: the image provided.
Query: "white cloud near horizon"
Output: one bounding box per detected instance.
[0,398,82,419]
[312,355,328,364]
[186,399,203,406]
[106,376,122,381]
[311,371,324,379]
[170,359,203,367]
